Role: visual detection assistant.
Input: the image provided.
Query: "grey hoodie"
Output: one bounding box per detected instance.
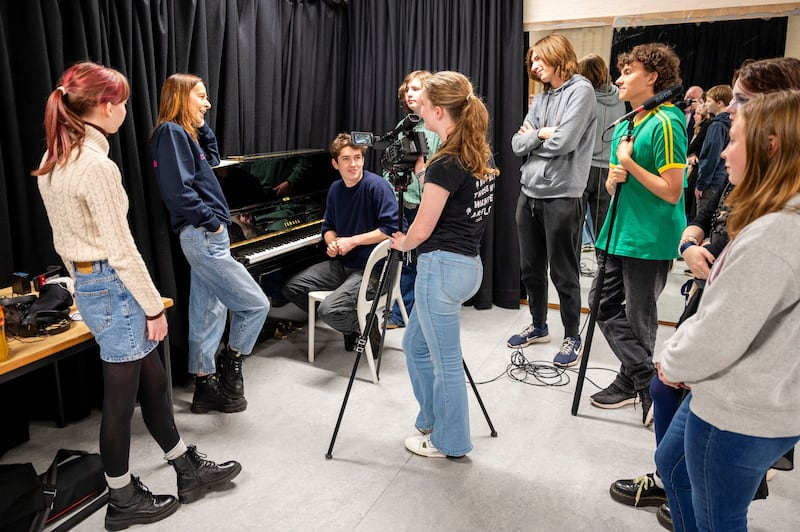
[656,195,800,438]
[511,74,597,199]
[590,84,626,168]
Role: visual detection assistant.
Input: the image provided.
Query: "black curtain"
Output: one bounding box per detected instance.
[0,0,349,378]
[0,0,524,382]
[611,18,788,89]
[346,0,526,309]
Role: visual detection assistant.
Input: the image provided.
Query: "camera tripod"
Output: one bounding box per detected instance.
[325,164,497,459]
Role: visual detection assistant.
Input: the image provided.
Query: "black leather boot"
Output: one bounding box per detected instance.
[168,445,242,504]
[104,475,179,531]
[216,347,245,399]
[191,374,247,414]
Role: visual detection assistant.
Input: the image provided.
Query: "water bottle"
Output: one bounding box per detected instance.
[0,305,9,361]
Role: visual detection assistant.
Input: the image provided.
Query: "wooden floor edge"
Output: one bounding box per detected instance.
[517,299,678,328]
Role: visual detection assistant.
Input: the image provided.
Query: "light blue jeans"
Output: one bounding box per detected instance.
[73,261,157,362]
[179,225,270,374]
[655,395,800,532]
[402,250,482,456]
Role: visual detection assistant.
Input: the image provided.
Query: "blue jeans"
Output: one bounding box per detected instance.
[73,261,157,362]
[650,375,684,445]
[655,396,800,532]
[391,206,418,324]
[402,250,482,456]
[179,226,270,374]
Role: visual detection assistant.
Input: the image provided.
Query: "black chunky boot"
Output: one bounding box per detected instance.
[216,347,245,399]
[191,374,247,413]
[168,445,242,504]
[104,476,179,531]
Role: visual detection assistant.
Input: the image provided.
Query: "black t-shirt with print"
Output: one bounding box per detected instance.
[419,155,496,257]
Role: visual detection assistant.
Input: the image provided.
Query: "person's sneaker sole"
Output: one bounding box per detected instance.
[507,334,551,348]
[190,397,248,414]
[590,396,637,409]
[644,403,655,427]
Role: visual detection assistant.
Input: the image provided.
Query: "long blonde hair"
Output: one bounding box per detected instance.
[423,71,499,180]
[152,73,204,142]
[726,90,800,238]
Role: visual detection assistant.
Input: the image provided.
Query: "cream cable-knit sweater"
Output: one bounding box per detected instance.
[37,126,164,316]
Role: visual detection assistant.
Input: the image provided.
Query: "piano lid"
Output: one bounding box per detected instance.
[212,149,339,247]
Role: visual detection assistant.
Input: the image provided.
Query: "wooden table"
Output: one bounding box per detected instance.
[1,288,174,426]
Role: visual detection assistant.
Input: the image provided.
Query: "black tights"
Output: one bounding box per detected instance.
[100,350,180,477]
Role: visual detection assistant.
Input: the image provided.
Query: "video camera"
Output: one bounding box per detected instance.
[351,114,429,188]
[674,98,695,111]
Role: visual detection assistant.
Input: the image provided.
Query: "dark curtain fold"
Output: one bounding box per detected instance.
[0,0,524,387]
[0,0,348,380]
[612,18,788,89]
[346,0,526,309]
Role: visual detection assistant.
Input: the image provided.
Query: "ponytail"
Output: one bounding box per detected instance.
[424,71,499,180]
[32,62,129,176]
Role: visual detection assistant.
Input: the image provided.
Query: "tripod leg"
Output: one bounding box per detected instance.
[463,360,498,437]
[326,350,363,459]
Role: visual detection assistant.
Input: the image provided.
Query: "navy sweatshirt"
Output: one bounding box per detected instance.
[151,122,230,234]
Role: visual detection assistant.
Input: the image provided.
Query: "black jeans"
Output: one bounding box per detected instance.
[590,254,672,392]
[515,194,583,338]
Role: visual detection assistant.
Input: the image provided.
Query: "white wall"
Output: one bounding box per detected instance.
[521,1,800,90]
[523,1,800,28]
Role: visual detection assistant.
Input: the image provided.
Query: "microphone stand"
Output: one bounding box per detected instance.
[571,117,635,415]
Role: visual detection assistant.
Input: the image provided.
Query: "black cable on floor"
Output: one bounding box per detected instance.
[470,348,617,389]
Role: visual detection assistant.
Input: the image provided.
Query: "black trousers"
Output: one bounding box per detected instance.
[515,194,583,338]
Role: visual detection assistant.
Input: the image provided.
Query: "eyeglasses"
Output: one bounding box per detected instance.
[730,93,750,109]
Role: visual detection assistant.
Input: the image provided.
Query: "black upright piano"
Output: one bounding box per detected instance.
[212,149,339,287]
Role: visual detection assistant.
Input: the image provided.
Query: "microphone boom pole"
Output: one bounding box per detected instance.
[571,116,635,415]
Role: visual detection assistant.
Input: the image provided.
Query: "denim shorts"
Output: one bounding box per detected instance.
[73,261,158,363]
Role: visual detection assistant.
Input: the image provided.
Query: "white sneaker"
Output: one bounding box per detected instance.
[404,434,446,458]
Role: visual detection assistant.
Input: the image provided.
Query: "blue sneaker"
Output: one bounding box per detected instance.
[507,324,550,348]
[553,336,581,367]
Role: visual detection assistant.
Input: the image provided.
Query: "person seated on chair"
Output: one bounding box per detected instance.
[283,133,399,353]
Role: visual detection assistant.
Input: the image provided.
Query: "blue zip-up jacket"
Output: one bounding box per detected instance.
[697,112,731,193]
[151,122,230,234]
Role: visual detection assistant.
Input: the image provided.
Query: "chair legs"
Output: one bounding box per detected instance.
[307,298,317,363]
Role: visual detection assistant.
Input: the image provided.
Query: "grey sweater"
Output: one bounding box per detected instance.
[655,195,800,438]
[511,74,597,199]
[590,84,626,168]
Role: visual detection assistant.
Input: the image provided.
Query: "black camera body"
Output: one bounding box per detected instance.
[675,98,695,111]
[351,113,429,189]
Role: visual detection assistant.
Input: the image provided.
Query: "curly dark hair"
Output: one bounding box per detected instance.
[617,43,681,94]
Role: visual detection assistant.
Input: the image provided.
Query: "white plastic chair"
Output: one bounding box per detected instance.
[307,239,407,383]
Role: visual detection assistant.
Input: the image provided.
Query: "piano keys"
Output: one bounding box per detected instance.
[212,149,340,278]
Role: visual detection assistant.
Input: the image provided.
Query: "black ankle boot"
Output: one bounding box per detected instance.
[168,445,242,504]
[191,375,247,414]
[216,348,245,399]
[104,476,179,531]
